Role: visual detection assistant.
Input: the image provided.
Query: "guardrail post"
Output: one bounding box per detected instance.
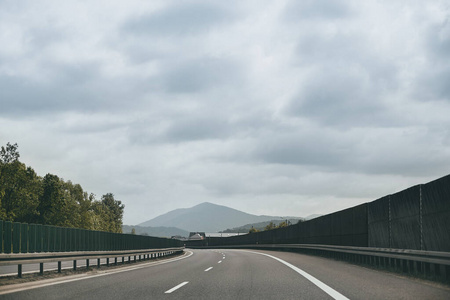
[107,258,109,266]
[40,263,44,275]
[18,264,22,278]
[425,262,431,277]
[86,259,89,269]
[58,261,62,273]
[115,257,118,265]
[408,260,414,274]
[97,258,100,268]
[73,260,77,271]
[430,263,437,278]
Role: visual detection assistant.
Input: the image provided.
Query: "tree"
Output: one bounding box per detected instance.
[264,222,276,231]
[0,143,41,222]
[38,173,68,226]
[0,142,20,164]
[92,193,125,233]
[77,191,95,230]
[60,180,94,228]
[102,193,125,233]
[248,226,259,234]
[0,142,126,231]
[277,221,289,228]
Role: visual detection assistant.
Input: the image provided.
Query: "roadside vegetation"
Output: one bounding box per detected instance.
[220,219,304,234]
[0,142,124,233]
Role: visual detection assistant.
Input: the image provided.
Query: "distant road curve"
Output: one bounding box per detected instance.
[0,249,449,299]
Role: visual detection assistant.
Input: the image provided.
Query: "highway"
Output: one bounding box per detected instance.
[0,249,449,299]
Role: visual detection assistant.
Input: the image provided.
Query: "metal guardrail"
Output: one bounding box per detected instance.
[0,247,184,278]
[188,244,450,282]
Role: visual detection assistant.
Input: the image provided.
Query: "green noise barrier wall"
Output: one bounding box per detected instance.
[0,221,183,254]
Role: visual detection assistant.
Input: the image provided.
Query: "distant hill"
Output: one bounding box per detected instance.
[122,225,189,238]
[138,202,301,232]
[304,214,322,220]
[220,218,303,233]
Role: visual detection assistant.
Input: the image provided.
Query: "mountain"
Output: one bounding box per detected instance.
[304,214,322,220]
[122,225,189,238]
[138,202,301,232]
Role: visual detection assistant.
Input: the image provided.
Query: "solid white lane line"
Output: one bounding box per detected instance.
[165,281,189,294]
[0,251,194,296]
[218,260,222,264]
[204,267,213,272]
[243,251,349,300]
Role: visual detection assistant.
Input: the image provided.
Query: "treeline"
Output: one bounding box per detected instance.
[0,143,124,233]
[220,219,303,234]
[248,219,303,233]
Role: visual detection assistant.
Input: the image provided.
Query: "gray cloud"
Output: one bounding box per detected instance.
[0,63,131,117]
[284,0,353,20]
[122,2,234,37]
[164,116,232,142]
[1,0,450,224]
[414,17,450,102]
[160,57,244,94]
[284,64,396,128]
[254,130,348,167]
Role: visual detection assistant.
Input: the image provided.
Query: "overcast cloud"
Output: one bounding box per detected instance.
[1,0,449,225]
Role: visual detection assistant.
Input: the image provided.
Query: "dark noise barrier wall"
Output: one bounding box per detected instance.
[188,174,450,251]
[368,174,450,251]
[0,222,183,254]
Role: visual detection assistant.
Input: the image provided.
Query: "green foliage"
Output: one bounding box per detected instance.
[0,142,125,232]
[247,220,294,233]
[264,222,276,231]
[277,220,288,228]
[221,218,303,233]
[0,142,20,164]
[0,160,41,222]
[92,193,124,233]
[248,226,259,234]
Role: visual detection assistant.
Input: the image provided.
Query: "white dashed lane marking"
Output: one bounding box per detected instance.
[165,281,189,294]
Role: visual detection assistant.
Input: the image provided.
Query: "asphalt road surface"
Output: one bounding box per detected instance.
[0,249,449,299]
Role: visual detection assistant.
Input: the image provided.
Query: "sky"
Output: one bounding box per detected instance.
[1,0,450,225]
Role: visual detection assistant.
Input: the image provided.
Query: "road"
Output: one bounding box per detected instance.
[0,249,449,299]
